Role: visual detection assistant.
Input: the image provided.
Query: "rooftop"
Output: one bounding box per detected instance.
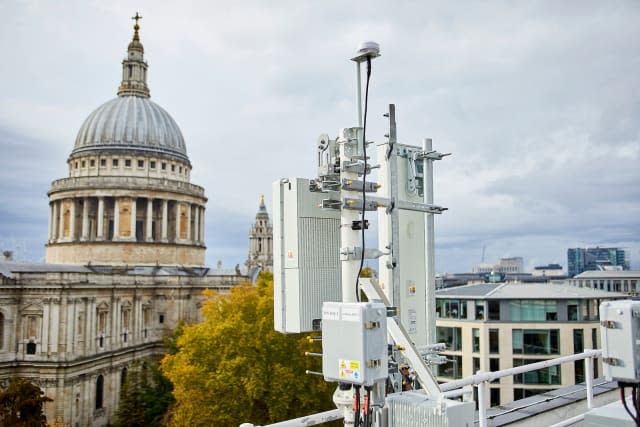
[435,281,626,299]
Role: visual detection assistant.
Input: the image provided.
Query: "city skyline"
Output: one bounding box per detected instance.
[1,1,639,272]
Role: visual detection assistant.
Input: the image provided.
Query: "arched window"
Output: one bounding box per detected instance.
[26,342,36,355]
[95,375,104,409]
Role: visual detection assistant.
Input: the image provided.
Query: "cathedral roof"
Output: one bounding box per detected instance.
[70,15,188,163]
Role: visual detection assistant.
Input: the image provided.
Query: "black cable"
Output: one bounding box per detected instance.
[355,55,372,302]
[364,386,372,427]
[354,385,361,427]
[620,384,640,426]
[633,385,640,426]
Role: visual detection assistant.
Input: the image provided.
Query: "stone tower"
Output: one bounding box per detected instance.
[246,195,273,278]
[45,15,206,266]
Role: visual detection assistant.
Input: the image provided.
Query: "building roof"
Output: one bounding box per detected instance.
[436,281,626,299]
[574,270,640,279]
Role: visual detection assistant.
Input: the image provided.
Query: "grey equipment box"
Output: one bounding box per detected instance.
[386,391,474,427]
[273,178,341,333]
[322,302,388,386]
[600,300,640,382]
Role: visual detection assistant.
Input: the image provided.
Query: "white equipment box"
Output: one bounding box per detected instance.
[600,299,640,382]
[322,302,388,386]
[273,178,342,333]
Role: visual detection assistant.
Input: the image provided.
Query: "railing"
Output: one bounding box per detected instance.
[441,349,602,427]
[241,349,603,427]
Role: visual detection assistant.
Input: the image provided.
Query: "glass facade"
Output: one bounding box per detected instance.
[512,329,560,355]
[513,359,561,384]
[489,329,499,354]
[472,328,480,352]
[436,326,462,351]
[509,300,557,321]
[436,355,462,379]
[436,299,468,319]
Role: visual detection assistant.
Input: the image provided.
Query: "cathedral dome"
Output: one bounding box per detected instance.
[71,96,188,162]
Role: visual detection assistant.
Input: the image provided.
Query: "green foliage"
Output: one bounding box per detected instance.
[0,377,52,427]
[114,361,175,427]
[161,272,336,427]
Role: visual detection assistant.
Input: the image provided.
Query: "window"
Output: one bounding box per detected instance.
[26,342,36,355]
[573,329,584,353]
[513,329,560,355]
[96,375,104,409]
[473,357,480,374]
[475,301,485,320]
[125,159,132,167]
[159,314,165,324]
[113,159,119,167]
[568,301,579,321]
[490,358,500,383]
[591,328,597,348]
[161,162,167,170]
[75,162,79,169]
[90,159,95,167]
[150,161,156,169]
[489,329,499,354]
[436,326,462,351]
[171,164,175,172]
[436,299,468,319]
[490,388,500,407]
[513,359,561,384]
[100,159,106,167]
[179,166,182,173]
[509,300,557,321]
[138,159,144,168]
[575,360,585,383]
[488,301,500,320]
[81,160,86,168]
[472,328,480,352]
[436,355,462,379]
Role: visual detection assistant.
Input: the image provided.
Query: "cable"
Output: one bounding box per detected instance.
[355,55,372,302]
[354,385,361,427]
[364,386,372,427]
[620,384,640,426]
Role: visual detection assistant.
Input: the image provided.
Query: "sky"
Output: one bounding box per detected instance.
[0,1,638,273]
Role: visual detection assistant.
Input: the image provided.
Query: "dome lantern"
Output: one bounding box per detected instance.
[117,12,150,99]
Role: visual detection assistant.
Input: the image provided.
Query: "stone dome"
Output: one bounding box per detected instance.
[71,96,188,162]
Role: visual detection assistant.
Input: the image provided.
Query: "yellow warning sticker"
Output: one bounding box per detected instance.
[339,359,361,382]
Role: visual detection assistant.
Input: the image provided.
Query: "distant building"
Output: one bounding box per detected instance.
[532,264,565,278]
[565,270,640,295]
[434,282,625,407]
[567,247,629,277]
[246,195,273,280]
[473,257,523,274]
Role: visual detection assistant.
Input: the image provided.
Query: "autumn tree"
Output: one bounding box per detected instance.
[161,272,336,426]
[0,377,52,427]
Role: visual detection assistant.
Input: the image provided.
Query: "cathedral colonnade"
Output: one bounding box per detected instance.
[47,196,205,245]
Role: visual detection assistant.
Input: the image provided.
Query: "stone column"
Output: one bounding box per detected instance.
[161,199,168,242]
[113,198,120,241]
[174,202,181,241]
[200,206,205,243]
[42,299,50,355]
[81,197,90,241]
[193,205,200,244]
[48,203,53,242]
[146,198,153,241]
[97,197,105,240]
[51,202,58,242]
[130,197,137,241]
[186,204,192,242]
[69,198,76,241]
[58,201,65,241]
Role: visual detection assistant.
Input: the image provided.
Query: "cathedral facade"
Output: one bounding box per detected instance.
[0,18,246,426]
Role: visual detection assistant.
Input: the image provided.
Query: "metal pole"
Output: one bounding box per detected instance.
[356,62,362,127]
[477,373,488,427]
[423,138,435,345]
[585,349,594,409]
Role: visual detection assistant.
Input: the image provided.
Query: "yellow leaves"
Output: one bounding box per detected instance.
[160,272,335,426]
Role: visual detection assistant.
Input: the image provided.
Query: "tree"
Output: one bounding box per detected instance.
[0,377,52,427]
[161,272,336,426]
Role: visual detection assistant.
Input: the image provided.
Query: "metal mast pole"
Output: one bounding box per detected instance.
[423,137,436,345]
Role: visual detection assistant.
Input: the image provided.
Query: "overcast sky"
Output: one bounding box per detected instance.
[0,1,638,273]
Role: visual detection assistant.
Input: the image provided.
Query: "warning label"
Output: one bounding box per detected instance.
[338,359,361,382]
